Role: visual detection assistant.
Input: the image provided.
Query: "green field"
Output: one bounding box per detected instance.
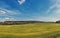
[0,23,60,38]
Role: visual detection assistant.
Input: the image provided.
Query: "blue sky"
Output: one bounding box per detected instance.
[0,0,60,21]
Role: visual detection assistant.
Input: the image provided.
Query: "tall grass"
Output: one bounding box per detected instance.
[0,23,59,38]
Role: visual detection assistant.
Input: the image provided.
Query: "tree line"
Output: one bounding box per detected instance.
[0,21,44,25]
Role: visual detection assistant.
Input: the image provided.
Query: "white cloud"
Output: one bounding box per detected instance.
[4,17,16,21]
[18,0,25,5]
[47,5,55,13]
[45,0,60,21]
[0,8,21,22]
[55,9,60,14]
[47,0,60,13]
[0,10,6,14]
[32,16,60,22]
[0,17,15,22]
[0,8,21,15]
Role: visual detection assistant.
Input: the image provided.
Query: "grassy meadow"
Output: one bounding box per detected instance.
[0,23,60,38]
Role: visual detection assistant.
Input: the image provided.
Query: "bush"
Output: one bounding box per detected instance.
[56,20,60,23]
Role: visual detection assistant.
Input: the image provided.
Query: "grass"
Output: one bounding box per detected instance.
[0,23,60,38]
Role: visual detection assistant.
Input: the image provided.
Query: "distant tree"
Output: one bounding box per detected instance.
[56,20,60,23]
